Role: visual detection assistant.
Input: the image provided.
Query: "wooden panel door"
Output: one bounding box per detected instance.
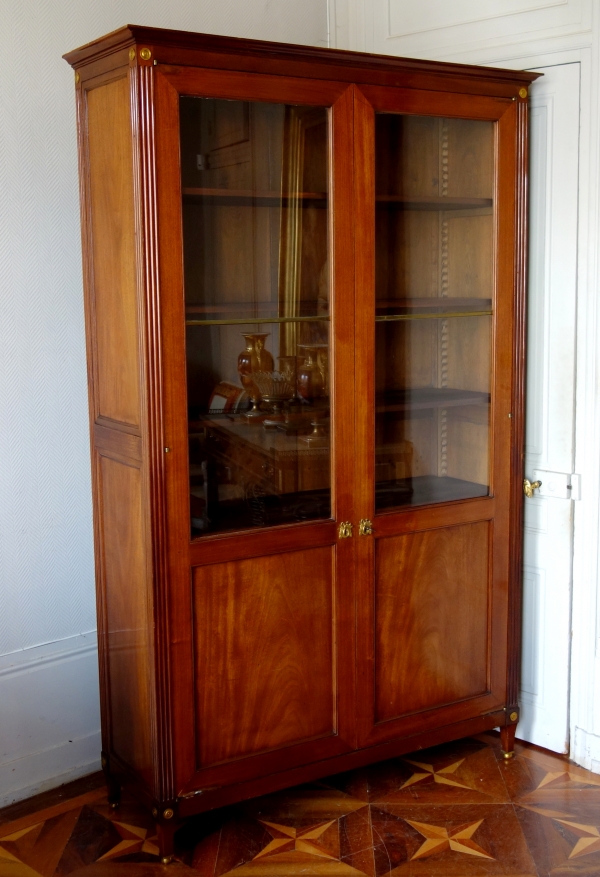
[520,63,579,752]
[354,84,524,747]
[153,67,357,795]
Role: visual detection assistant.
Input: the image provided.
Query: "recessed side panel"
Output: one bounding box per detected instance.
[86,77,140,426]
[375,521,490,721]
[193,546,335,767]
[99,455,154,789]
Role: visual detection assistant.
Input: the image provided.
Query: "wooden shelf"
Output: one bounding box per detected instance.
[185,301,329,326]
[376,297,492,320]
[185,298,488,325]
[186,315,329,326]
[182,190,489,210]
[186,301,324,315]
[377,297,491,311]
[191,487,331,535]
[183,187,327,206]
[376,387,489,414]
[187,303,288,315]
[376,474,489,509]
[375,195,492,210]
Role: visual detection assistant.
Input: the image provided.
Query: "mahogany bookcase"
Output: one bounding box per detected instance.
[64,26,540,861]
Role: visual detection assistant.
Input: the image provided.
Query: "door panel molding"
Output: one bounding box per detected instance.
[329,0,592,59]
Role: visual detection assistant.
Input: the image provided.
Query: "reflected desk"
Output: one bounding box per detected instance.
[189,415,330,533]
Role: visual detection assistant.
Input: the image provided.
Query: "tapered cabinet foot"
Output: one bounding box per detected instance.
[500,722,517,758]
[156,818,178,864]
[101,751,121,808]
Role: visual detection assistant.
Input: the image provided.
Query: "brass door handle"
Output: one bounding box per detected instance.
[338,521,353,538]
[523,478,542,498]
[359,519,374,536]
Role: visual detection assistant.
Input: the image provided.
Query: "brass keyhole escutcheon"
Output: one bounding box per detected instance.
[523,478,542,498]
[359,519,374,536]
[338,521,353,539]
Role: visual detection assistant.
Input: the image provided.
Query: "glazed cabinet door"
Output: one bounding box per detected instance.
[153,67,356,795]
[354,86,520,747]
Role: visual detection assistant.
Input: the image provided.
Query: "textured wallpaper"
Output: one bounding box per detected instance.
[0,0,328,657]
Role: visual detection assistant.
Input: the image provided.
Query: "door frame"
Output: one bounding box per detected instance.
[152,66,359,794]
[351,84,528,747]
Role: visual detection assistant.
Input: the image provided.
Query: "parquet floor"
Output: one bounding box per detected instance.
[2,732,600,876]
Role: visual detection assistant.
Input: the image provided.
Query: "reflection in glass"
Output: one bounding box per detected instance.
[181,98,331,536]
[375,114,494,510]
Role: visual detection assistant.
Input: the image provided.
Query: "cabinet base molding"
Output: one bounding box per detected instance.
[105,707,514,857]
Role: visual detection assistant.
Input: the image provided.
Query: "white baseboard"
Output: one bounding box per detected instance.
[0,633,102,807]
[0,733,102,808]
[572,726,600,774]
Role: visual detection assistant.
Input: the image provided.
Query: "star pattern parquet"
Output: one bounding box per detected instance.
[1,733,600,876]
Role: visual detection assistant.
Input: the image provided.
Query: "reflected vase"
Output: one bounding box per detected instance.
[297,343,327,403]
[237,333,275,418]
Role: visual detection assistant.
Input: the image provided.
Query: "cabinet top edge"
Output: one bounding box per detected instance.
[62,23,542,87]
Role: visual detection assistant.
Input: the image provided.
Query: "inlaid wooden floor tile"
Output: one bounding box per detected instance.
[2,736,600,877]
[337,808,375,877]
[66,866,196,876]
[0,809,81,877]
[514,792,600,876]
[183,802,372,876]
[363,738,511,804]
[240,787,369,821]
[0,777,105,833]
[0,792,106,846]
[507,752,600,803]
[370,803,537,875]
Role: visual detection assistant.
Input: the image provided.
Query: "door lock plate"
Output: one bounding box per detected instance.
[532,469,581,500]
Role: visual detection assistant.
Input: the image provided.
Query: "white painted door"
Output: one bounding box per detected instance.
[519,62,580,753]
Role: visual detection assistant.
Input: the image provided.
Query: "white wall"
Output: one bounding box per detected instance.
[0,0,328,808]
[330,0,600,771]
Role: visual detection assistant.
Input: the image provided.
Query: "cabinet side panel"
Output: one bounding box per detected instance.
[87,77,140,427]
[193,547,335,767]
[375,521,490,721]
[99,454,154,788]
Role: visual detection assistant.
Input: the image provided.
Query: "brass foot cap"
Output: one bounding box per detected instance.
[503,750,515,760]
[160,855,174,865]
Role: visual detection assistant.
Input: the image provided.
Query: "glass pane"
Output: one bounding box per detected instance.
[375,114,493,510]
[181,98,330,537]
